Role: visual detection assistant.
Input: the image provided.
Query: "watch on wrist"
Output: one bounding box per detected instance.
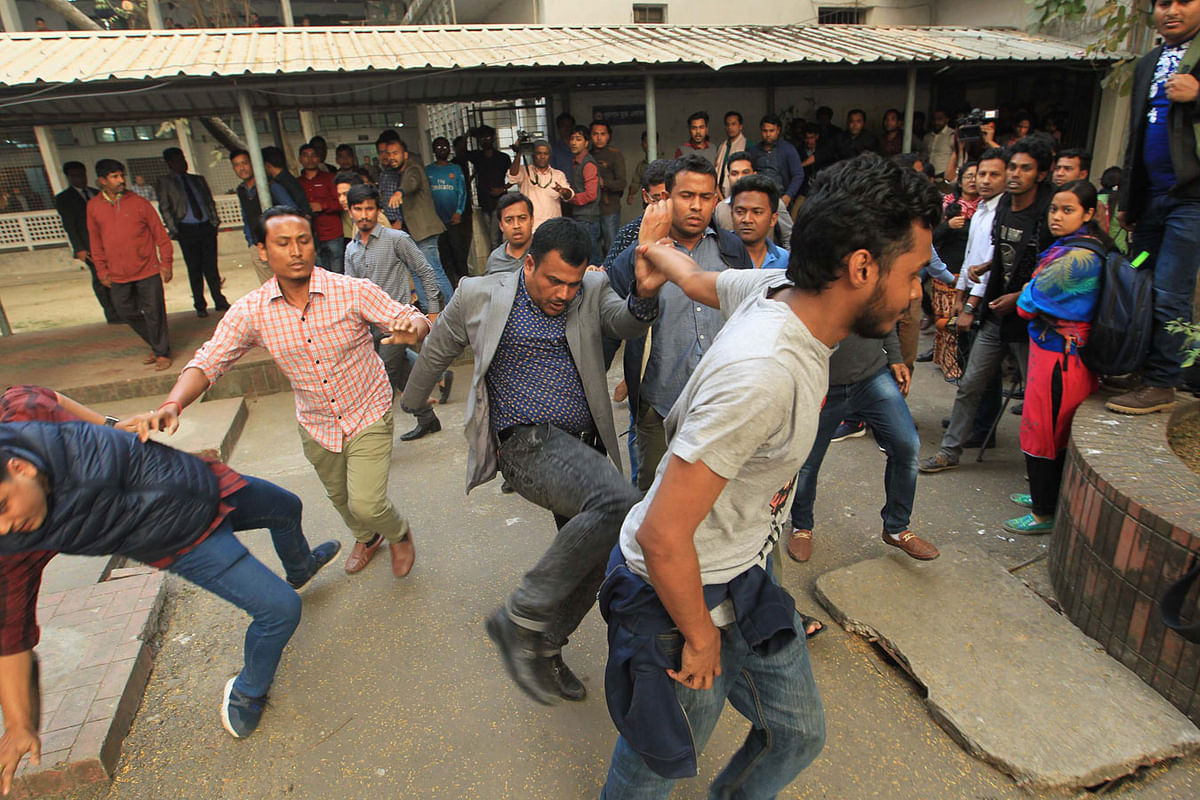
[963,303,977,314]
[103,415,120,427]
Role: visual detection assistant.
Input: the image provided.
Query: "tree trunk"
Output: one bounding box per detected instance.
[36,0,249,153]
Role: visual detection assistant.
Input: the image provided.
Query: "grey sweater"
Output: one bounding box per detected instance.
[828,329,902,387]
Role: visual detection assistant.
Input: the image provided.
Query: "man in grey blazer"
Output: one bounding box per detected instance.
[156,147,229,317]
[402,218,660,705]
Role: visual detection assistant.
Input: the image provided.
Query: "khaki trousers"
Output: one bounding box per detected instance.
[299,409,409,544]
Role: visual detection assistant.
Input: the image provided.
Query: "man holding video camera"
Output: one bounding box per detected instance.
[507,136,573,231]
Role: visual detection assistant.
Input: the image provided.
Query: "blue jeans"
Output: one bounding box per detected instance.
[416,234,456,306]
[601,609,826,799]
[316,237,344,274]
[600,212,621,257]
[790,368,919,535]
[1129,196,1200,388]
[578,219,604,266]
[166,476,316,699]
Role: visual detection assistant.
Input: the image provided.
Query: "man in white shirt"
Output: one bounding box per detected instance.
[506,140,572,230]
[952,148,1007,330]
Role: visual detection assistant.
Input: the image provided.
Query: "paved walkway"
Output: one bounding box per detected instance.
[50,360,1200,800]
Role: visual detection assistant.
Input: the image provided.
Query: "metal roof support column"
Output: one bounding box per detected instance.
[902,64,917,154]
[237,91,271,217]
[0,0,20,33]
[644,74,658,162]
[280,0,295,27]
[299,111,316,145]
[145,0,164,29]
[415,105,434,165]
[175,119,197,175]
[34,126,64,196]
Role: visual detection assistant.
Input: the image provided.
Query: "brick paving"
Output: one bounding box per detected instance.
[12,568,166,799]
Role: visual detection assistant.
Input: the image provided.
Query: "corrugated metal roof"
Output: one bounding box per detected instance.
[0,24,1104,87]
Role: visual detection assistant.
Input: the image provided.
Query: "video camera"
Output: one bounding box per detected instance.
[514,129,544,160]
[956,109,998,144]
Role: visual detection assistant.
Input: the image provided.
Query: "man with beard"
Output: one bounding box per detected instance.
[599,153,940,797]
[921,138,1055,473]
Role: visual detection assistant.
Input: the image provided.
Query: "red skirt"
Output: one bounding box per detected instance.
[1019,342,1099,460]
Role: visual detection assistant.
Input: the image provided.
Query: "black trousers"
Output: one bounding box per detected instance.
[176,222,226,311]
[85,258,120,322]
[1026,453,1066,518]
[110,275,170,357]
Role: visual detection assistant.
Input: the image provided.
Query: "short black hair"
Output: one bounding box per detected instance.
[730,173,780,210]
[432,136,449,147]
[298,143,317,157]
[977,146,1009,168]
[724,111,743,124]
[229,149,250,162]
[0,450,13,482]
[555,112,575,126]
[687,111,709,126]
[1009,136,1054,174]
[346,184,380,208]
[891,152,923,171]
[334,171,364,187]
[62,161,85,175]
[528,217,592,269]
[376,129,402,147]
[95,158,125,178]
[497,191,533,217]
[309,135,327,146]
[665,153,718,192]
[760,113,783,129]
[847,109,866,122]
[788,154,941,291]
[335,143,355,156]
[1057,148,1092,173]
[727,150,756,170]
[261,146,287,168]
[162,147,184,161]
[475,125,496,138]
[253,205,310,244]
[571,125,590,140]
[589,120,612,135]
[816,106,833,118]
[641,159,672,191]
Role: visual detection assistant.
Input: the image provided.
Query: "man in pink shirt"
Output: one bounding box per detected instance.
[506,139,572,230]
[86,158,174,371]
[138,207,432,579]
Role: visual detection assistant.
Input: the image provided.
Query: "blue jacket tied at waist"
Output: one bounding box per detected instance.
[598,546,797,778]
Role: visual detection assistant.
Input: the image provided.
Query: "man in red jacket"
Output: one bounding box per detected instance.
[86,158,175,370]
[299,143,345,274]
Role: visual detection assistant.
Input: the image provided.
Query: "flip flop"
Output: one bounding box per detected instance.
[800,613,825,640]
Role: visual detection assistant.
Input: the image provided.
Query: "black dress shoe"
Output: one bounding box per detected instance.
[438,370,454,405]
[484,609,558,705]
[548,653,586,701]
[196,308,209,318]
[915,348,934,363]
[399,417,441,441]
[215,299,231,311]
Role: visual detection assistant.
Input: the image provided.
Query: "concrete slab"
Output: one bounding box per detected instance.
[815,543,1200,791]
[100,395,248,462]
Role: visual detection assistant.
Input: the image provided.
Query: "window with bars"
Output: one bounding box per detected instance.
[92,124,173,144]
[317,112,406,132]
[633,4,667,24]
[817,6,867,24]
[0,128,52,213]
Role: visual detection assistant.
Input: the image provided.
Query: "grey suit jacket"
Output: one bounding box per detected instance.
[155,172,219,237]
[401,268,655,492]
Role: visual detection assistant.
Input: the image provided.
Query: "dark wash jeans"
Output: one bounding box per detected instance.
[497,423,641,649]
[167,475,315,699]
[789,367,920,535]
[1129,196,1200,388]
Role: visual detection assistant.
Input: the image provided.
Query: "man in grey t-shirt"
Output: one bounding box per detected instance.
[600,154,942,799]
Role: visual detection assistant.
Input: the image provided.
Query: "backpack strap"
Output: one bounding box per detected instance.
[1061,236,1108,260]
[1160,553,1200,644]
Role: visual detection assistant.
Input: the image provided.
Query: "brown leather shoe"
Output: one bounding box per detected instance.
[883,530,939,560]
[344,537,382,574]
[389,534,415,578]
[1105,385,1176,415]
[787,528,813,562]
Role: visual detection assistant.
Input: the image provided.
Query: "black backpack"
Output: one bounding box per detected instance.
[1066,237,1154,376]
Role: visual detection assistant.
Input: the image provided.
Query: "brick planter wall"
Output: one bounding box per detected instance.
[1050,397,1200,725]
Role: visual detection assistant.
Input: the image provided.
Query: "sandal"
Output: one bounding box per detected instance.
[800,613,824,639]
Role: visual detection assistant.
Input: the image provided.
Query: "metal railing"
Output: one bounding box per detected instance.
[0,195,245,252]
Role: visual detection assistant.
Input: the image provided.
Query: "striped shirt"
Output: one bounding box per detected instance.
[345,224,442,313]
[186,267,427,452]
